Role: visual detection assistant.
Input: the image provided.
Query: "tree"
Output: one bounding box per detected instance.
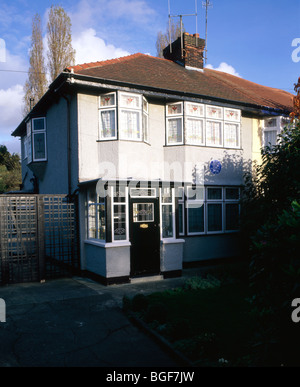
[240,79,300,366]
[0,146,21,193]
[47,5,76,82]
[156,19,184,58]
[23,14,48,114]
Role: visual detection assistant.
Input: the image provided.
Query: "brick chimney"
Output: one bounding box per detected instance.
[163,33,206,70]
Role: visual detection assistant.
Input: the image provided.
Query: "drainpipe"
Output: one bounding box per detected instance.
[61,93,72,198]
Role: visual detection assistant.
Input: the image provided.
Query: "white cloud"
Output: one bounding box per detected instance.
[205,62,242,78]
[0,84,24,128]
[73,28,130,64]
[0,84,24,154]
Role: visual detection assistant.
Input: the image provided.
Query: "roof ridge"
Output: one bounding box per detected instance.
[205,68,293,109]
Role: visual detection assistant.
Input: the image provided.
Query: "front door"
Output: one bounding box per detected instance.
[130,198,160,277]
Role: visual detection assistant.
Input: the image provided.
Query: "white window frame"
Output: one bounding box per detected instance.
[224,187,240,233]
[27,117,47,163]
[143,96,149,143]
[99,92,117,141]
[130,187,157,198]
[206,186,223,234]
[177,187,185,236]
[205,119,223,147]
[160,187,176,240]
[111,185,129,243]
[186,185,205,236]
[166,102,184,145]
[224,122,240,149]
[87,190,106,242]
[206,104,223,120]
[224,107,241,122]
[118,91,142,142]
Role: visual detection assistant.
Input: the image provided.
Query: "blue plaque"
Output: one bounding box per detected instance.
[210,160,222,175]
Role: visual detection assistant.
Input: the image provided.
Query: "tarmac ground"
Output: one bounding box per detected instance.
[0,268,209,367]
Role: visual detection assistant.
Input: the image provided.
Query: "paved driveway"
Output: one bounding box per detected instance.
[0,275,192,367]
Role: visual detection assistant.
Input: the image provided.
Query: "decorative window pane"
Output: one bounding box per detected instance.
[133,203,154,223]
[224,123,239,148]
[264,118,277,128]
[225,188,239,200]
[120,110,141,140]
[100,110,116,139]
[224,108,240,122]
[207,187,222,200]
[207,203,222,232]
[206,120,222,146]
[120,93,140,109]
[188,204,204,234]
[33,132,46,160]
[167,103,182,116]
[225,203,239,231]
[206,105,223,120]
[100,93,115,107]
[167,117,183,144]
[162,205,173,238]
[264,130,277,146]
[33,117,45,131]
[185,118,204,145]
[113,204,126,240]
[185,102,204,117]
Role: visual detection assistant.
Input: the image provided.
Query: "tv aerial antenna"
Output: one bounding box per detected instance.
[168,0,199,58]
[202,0,213,64]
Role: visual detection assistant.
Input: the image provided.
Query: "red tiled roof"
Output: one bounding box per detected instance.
[66,53,294,112]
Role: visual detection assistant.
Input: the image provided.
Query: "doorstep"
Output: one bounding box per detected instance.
[130,274,164,284]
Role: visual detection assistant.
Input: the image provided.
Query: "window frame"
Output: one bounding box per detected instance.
[166,102,184,145]
[99,92,117,141]
[223,122,240,149]
[87,190,106,242]
[205,119,223,147]
[111,185,129,243]
[118,91,142,142]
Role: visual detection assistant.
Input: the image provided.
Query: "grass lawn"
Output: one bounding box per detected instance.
[124,264,258,366]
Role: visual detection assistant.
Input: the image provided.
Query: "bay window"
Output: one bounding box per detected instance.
[98,91,149,142]
[166,102,241,148]
[23,117,47,163]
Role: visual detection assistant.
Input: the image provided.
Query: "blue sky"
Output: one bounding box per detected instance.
[0,0,299,154]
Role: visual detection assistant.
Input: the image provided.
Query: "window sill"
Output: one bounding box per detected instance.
[161,238,185,244]
[85,239,131,248]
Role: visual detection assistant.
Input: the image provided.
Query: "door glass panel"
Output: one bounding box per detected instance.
[133,203,154,222]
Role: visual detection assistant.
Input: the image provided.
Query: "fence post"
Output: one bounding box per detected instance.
[37,195,45,282]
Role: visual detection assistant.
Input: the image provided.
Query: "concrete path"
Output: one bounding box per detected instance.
[0,270,205,367]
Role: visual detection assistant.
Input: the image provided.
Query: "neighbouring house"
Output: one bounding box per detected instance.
[12,33,294,284]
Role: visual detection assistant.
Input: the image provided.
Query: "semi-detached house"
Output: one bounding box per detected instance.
[12,33,294,284]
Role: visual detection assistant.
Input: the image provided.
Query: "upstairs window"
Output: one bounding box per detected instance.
[98,91,148,143]
[119,92,142,141]
[262,117,279,148]
[185,102,205,145]
[165,102,241,149]
[23,117,47,163]
[262,116,289,148]
[32,118,47,161]
[166,102,183,145]
[99,93,117,140]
